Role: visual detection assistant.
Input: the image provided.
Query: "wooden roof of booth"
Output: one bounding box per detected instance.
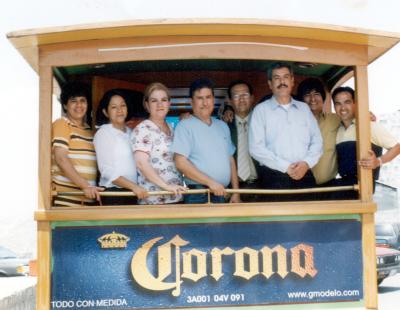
[7,18,400,73]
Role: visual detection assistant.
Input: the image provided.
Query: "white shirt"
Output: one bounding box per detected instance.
[94,124,138,188]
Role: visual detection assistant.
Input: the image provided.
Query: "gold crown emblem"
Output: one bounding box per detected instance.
[98,231,130,249]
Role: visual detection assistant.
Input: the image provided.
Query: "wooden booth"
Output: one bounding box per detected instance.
[7,19,400,310]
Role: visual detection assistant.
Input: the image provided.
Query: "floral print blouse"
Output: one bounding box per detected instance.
[131,119,183,204]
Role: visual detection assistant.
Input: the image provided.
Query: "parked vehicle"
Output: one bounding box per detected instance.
[376,245,400,285]
[0,246,29,277]
[375,223,400,250]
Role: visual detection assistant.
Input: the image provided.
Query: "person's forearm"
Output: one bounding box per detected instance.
[175,154,214,187]
[230,157,239,189]
[136,160,170,190]
[248,134,290,172]
[112,176,140,191]
[248,110,290,172]
[381,143,400,164]
[55,154,91,189]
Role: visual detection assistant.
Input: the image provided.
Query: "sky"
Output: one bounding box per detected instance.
[1,0,400,254]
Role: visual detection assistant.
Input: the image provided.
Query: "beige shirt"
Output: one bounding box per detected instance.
[312,113,340,184]
[336,119,398,148]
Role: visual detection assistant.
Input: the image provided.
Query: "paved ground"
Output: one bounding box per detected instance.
[0,276,36,300]
[378,273,400,309]
[0,276,36,310]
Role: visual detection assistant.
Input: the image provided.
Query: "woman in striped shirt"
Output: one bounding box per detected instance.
[52,82,103,207]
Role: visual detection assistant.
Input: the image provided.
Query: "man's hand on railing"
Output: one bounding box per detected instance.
[206,180,226,196]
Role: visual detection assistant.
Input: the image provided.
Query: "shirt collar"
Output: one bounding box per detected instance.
[104,123,130,135]
[235,114,250,125]
[317,112,327,121]
[270,96,298,110]
[193,115,214,126]
[63,116,90,129]
[340,118,356,129]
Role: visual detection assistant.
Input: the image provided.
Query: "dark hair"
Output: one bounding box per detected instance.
[332,86,355,102]
[267,62,293,80]
[189,77,215,98]
[60,81,91,110]
[60,81,92,125]
[96,89,129,126]
[227,80,253,99]
[297,78,326,102]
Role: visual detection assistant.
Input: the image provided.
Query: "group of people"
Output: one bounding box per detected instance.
[52,62,400,207]
[52,79,237,207]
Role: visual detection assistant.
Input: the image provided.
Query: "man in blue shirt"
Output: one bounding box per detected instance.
[249,62,323,201]
[172,78,241,204]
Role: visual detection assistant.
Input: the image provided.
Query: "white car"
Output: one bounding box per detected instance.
[376,246,400,285]
[0,246,29,277]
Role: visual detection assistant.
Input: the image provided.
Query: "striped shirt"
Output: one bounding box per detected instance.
[336,119,398,181]
[52,117,97,207]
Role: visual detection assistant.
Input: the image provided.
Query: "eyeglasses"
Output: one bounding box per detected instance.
[232,93,251,100]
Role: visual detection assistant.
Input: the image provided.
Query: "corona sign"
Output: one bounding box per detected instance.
[51,220,363,309]
[131,235,317,297]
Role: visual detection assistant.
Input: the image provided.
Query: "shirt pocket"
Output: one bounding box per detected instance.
[295,121,311,146]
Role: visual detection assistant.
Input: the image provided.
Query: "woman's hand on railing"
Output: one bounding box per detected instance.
[82,186,104,201]
[163,184,188,195]
[130,184,149,200]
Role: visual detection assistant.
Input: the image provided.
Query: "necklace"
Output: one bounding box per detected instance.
[150,119,170,136]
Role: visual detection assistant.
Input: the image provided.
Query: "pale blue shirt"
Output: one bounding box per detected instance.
[249,96,322,173]
[171,116,235,186]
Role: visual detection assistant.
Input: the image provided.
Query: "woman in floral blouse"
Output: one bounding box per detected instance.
[131,82,186,204]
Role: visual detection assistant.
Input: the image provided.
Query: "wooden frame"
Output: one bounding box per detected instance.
[8,19,400,310]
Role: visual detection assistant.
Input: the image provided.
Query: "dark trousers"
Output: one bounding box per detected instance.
[239,179,260,202]
[326,177,359,200]
[258,166,317,201]
[100,187,138,206]
[184,184,226,204]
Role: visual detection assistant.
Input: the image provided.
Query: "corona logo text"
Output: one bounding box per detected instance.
[131,235,318,296]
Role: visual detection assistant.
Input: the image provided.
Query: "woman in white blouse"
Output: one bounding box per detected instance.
[94,89,148,205]
[131,82,186,205]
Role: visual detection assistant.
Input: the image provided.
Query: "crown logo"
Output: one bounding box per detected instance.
[98,231,130,249]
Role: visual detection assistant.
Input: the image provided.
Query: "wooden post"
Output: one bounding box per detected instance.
[36,222,51,310]
[354,65,377,309]
[354,65,373,202]
[362,213,378,309]
[37,63,53,310]
[38,64,53,210]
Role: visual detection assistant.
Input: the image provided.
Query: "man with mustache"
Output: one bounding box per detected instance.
[249,62,323,201]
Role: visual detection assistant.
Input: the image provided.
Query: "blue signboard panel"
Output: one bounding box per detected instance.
[51,220,363,309]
